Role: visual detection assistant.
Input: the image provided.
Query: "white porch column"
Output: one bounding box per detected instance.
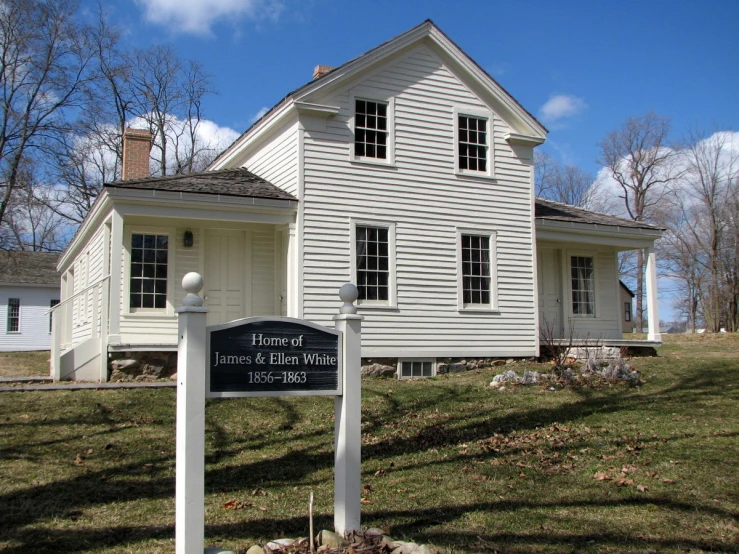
[646,246,661,342]
[108,210,123,345]
[287,223,298,318]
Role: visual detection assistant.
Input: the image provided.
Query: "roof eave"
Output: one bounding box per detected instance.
[536,218,663,249]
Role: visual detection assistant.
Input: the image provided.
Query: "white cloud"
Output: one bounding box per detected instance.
[539,94,587,125]
[250,106,270,124]
[134,0,283,35]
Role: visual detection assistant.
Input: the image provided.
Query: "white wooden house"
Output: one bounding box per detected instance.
[52,20,663,381]
[1,251,60,352]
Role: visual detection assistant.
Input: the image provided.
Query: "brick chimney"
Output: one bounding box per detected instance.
[121,128,152,180]
[313,65,333,80]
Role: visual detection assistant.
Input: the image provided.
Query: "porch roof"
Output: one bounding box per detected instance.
[535,198,664,231]
[104,168,296,201]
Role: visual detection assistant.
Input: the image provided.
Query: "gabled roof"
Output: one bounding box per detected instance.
[0,251,60,285]
[211,20,547,169]
[105,168,296,201]
[535,198,664,231]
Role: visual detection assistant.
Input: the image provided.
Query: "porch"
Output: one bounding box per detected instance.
[52,169,298,381]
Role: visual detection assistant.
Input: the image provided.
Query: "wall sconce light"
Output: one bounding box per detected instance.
[184,229,194,248]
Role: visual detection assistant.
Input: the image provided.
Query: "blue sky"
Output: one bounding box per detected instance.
[96,0,738,322]
[102,0,739,178]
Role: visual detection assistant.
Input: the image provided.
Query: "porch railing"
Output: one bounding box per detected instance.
[50,275,110,382]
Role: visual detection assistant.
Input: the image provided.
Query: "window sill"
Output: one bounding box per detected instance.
[123,311,175,318]
[357,303,399,311]
[458,307,501,314]
[455,170,496,181]
[350,158,396,169]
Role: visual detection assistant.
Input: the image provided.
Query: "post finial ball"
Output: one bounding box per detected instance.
[339,283,359,314]
[182,272,204,294]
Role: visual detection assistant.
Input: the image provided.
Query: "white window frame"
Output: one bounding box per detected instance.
[349,88,395,167]
[350,219,397,309]
[123,226,176,316]
[453,107,494,178]
[50,299,59,334]
[457,228,498,312]
[7,298,20,333]
[568,251,597,318]
[397,358,436,380]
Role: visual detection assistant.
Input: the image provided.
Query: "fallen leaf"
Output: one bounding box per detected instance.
[360,498,371,504]
[74,454,85,466]
[663,478,676,484]
[636,485,648,493]
[593,471,611,481]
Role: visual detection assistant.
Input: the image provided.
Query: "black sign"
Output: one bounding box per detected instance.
[207,317,341,397]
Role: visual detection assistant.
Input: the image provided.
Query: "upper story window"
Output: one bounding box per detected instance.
[354,99,388,160]
[458,115,488,172]
[130,233,168,310]
[571,256,595,316]
[7,298,20,332]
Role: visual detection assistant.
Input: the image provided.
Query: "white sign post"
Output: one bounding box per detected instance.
[333,284,363,536]
[175,273,209,554]
[174,274,363,552]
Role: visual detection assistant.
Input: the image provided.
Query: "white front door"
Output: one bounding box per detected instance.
[538,248,563,337]
[205,229,246,326]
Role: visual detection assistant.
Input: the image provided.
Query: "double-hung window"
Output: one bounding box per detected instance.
[356,225,389,302]
[458,230,497,310]
[354,99,388,160]
[353,222,396,307]
[624,302,632,322]
[458,115,488,172]
[50,299,59,333]
[130,233,169,310]
[7,298,20,332]
[571,256,595,316]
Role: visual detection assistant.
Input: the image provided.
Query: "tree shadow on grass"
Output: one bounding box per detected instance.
[0,496,736,554]
[1,365,737,552]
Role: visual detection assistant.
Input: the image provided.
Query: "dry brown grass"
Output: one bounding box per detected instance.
[0,350,50,378]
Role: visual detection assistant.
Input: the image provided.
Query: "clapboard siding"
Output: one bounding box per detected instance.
[0,285,59,351]
[299,44,537,356]
[71,226,106,344]
[241,120,299,197]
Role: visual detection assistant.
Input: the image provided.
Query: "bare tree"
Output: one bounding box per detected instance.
[128,46,214,176]
[598,113,681,331]
[680,130,738,331]
[0,0,96,237]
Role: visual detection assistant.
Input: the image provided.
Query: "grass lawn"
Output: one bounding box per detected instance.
[0,350,50,378]
[0,334,737,553]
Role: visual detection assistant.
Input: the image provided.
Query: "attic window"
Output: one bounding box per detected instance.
[354,100,387,159]
[458,115,488,172]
